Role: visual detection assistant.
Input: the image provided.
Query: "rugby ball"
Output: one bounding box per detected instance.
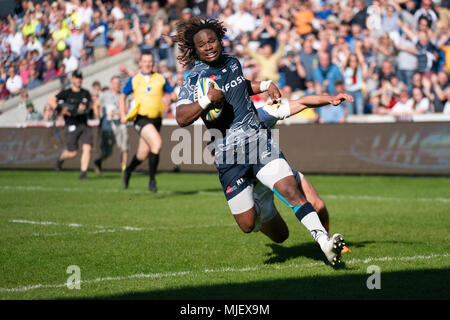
[195,77,223,122]
[205,107,223,122]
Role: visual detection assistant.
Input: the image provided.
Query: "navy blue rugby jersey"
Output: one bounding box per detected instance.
[176,55,263,154]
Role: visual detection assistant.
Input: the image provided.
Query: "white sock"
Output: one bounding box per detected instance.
[300,211,329,246]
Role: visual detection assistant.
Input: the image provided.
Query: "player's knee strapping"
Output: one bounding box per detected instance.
[273,188,315,222]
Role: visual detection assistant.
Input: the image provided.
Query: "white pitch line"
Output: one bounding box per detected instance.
[9,219,235,237]
[1,185,449,202]
[0,185,222,196]
[10,219,134,230]
[322,194,450,203]
[0,253,448,293]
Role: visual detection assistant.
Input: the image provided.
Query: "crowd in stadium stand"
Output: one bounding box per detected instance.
[1,0,449,123]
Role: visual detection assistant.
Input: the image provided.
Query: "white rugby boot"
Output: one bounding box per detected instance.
[319,233,346,266]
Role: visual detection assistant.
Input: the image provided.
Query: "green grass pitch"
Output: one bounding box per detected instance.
[0,170,449,300]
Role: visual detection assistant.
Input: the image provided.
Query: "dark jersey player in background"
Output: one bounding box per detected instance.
[174,18,347,266]
[49,70,93,180]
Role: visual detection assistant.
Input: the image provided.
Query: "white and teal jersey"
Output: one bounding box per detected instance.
[256,100,291,129]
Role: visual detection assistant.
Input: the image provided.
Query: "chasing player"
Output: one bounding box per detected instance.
[252,93,353,254]
[174,17,347,266]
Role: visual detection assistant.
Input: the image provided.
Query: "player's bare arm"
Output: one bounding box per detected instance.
[246,79,281,104]
[176,83,223,127]
[288,93,354,116]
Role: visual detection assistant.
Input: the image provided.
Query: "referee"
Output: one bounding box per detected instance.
[119,50,176,192]
[50,70,93,180]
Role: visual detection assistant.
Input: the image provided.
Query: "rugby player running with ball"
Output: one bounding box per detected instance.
[174,18,348,266]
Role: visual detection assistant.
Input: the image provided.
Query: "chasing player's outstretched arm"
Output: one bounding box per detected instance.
[176,83,224,127]
[288,93,354,116]
[257,93,354,126]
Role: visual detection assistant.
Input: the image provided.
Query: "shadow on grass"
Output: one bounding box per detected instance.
[67,268,449,300]
[264,242,325,264]
[347,240,420,248]
[264,240,423,265]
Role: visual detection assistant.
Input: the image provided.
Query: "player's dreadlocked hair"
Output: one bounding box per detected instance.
[174,17,227,66]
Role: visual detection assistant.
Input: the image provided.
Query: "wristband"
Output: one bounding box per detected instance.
[260,80,272,92]
[198,95,212,109]
[278,102,291,120]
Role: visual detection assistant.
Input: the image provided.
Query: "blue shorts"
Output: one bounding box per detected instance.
[218,155,296,216]
[216,146,286,201]
[214,131,296,215]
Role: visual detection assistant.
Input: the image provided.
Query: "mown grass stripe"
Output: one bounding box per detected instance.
[1,253,448,293]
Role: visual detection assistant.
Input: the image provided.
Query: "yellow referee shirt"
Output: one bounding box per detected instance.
[122,72,174,119]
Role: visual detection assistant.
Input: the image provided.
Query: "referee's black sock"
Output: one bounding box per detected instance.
[148,152,159,181]
[126,155,142,173]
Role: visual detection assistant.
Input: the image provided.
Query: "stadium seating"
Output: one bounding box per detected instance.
[0,49,136,127]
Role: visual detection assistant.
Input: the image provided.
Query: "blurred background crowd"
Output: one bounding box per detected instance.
[1,0,449,124]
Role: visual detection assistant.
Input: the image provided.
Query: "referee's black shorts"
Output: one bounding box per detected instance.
[134,115,162,134]
[64,123,93,151]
